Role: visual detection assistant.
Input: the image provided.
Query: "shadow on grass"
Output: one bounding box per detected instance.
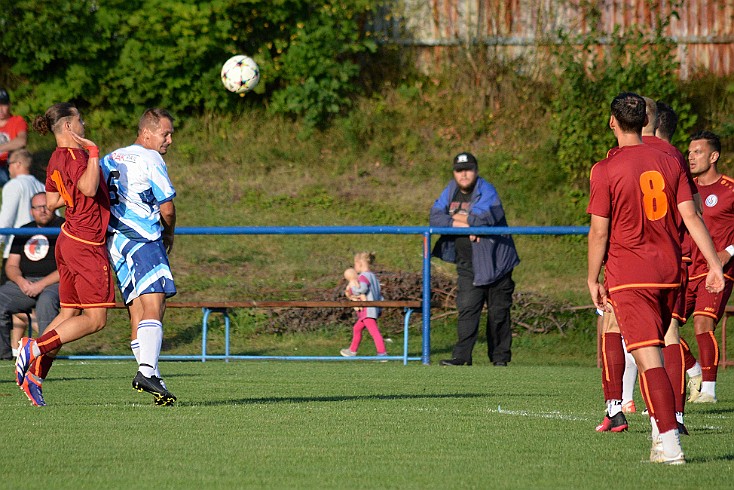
[687,406,734,416]
[179,392,504,407]
[688,453,734,463]
[0,369,202,387]
[703,407,734,415]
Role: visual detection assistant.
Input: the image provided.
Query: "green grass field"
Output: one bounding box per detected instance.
[3,360,732,489]
[7,71,734,488]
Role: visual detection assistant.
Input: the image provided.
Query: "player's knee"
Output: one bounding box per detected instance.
[90,322,106,333]
[85,312,108,332]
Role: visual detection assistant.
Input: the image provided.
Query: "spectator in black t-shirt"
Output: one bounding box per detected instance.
[0,192,63,359]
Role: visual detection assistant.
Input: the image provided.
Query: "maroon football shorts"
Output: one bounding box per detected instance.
[56,232,115,308]
[610,288,675,352]
[685,274,734,325]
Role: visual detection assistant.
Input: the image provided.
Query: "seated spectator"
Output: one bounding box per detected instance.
[0,193,63,359]
[0,149,44,285]
[0,149,45,256]
[0,88,28,187]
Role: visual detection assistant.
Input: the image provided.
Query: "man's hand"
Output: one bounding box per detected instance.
[705,268,725,294]
[69,132,97,149]
[18,278,43,298]
[163,233,174,254]
[588,280,609,311]
[451,210,479,241]
[717,249,732,266]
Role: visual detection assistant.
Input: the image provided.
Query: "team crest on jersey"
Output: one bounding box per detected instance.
[705,194,719,207]
[24,234,50,262]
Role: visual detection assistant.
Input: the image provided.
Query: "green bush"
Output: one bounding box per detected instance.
[550,5,695,189]
[0,0,383,128]
[681,73,734,174]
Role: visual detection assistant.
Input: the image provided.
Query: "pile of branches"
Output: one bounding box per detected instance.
[262,269,579,336]
[263,269,454,335]
[426,279,581,335]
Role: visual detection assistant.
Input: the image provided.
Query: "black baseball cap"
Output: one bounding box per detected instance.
[0,89,9,105]
[453,152,478,171]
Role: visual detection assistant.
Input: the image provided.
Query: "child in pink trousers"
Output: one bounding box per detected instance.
[340,252,387,358]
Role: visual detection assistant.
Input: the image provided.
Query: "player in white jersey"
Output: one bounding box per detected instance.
[101,108,177,406]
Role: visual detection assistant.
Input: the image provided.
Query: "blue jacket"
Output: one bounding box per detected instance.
[430,176,520,286]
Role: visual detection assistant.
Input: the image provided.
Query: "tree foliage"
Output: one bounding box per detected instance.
[550,4,695,188]
[0,0,381,127]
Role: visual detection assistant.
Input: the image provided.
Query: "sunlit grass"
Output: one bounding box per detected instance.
[3,361,732,489]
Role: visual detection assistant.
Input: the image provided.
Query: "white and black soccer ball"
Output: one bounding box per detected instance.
[221,55,260,94]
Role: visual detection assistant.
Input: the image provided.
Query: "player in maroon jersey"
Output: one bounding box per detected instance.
[639,98,697,429]
[588,93,723,464]
[14,103,115,406]
[594,144,631,433]
[596,99,697,433]
[654,102,705,408]
[684,130,734,404]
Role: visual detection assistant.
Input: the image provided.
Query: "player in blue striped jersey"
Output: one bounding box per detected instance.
[101,108,177,405]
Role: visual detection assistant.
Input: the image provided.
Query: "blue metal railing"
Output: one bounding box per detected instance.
[2,225,590,364]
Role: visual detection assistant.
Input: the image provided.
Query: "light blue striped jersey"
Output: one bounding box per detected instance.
[101,144,176,242]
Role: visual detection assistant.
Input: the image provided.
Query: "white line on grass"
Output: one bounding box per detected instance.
[492,405,591,422]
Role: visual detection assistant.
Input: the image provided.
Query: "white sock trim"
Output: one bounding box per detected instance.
[686,363,702,378]
[650,416,660,440]
[701,381,716,397]
[136,320,163,378]
[607,399,622,417]
[660,429,683,457]
[131,340,141,364]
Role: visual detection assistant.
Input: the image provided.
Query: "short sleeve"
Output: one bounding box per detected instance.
[148,156,176,204]
[587,161,611,217]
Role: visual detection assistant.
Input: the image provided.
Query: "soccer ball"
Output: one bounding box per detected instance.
[221,55,260,94]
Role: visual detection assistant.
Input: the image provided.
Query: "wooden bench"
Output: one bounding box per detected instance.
[107,300,423,364]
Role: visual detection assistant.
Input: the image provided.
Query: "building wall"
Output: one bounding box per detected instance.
[385,0,734,78]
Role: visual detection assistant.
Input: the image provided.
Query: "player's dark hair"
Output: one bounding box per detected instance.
[138,108,174,134]
[32,102,78,136]
[690,130,722,158]
[655,101,678,141]
[610,92,646,134]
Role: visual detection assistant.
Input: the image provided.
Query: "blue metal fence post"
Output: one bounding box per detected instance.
[201,307,210,362]
[422,231,431,365]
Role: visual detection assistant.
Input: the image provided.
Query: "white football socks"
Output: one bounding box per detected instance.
[660,429,683,457]
[131,339,140,364]
[607,399,622,417]
[136,320,163,378]
[701,381,716,397]
[622,354,638,405]
[650,416,660,440]
[686,362,702,378]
